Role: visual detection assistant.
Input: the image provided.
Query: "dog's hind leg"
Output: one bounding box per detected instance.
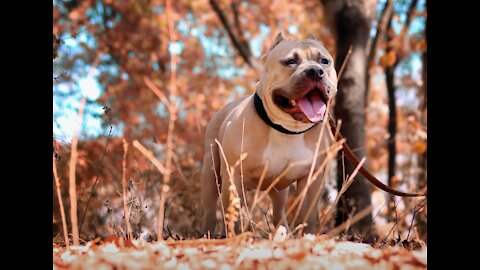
[200,142,222,236]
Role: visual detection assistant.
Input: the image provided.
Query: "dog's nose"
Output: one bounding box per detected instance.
[305,67,324,81]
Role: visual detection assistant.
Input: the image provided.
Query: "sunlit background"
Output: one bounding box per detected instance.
[53,0,426,242]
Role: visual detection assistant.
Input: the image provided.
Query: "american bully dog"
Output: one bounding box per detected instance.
[200,33,338,236]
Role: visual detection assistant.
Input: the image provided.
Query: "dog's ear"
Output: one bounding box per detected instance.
[306,33,317,40]
[269,32,285,50]
[261,32,284,63]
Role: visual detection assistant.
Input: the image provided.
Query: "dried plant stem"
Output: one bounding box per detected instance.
[68,95,87,246]
[132,141,168,175]
[210,144,227,237]
[327,204,375,237]
[319,157,366,232]
[291,101,332,229]
[153,0,178,241]
[132,139,171,239]
[248,163,269,215]
[214,139,242,237]
[296,120,343,234]
[53,146,69,248]
[121,139,133,240]
[68,55,101,246]
[250,160,304,214]
[281,139,345,232]
[240,118,254,234]
[337,45,353,80]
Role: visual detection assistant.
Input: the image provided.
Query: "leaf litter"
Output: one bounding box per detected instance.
[53,232,426,270]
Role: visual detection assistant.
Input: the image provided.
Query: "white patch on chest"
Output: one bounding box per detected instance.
[262,131,314,180]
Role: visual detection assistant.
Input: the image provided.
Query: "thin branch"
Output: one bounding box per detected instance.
[143,76,172,112]
[402,0,420,37]
[406,201,426,241]
[327,204,375,238]
[367,0,394,66]
[209,0,253,68]
[79,106,112,234]
[121,139,133,240]
[132,140,168,175]
[53,141,69,248]
[337,45,353,80]
[210,143,227,237]
[68,55,101,246]
[157,0,178,241]
[366,0,394,96]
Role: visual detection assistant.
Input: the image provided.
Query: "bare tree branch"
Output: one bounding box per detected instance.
[366,0,393,97]
[209,0,253,67]
[403,0,420,35]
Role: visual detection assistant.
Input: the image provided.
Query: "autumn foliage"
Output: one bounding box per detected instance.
[53,0,427,263]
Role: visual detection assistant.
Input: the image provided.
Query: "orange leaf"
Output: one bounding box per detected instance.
[379,51,396,68]
[412,141,427,154]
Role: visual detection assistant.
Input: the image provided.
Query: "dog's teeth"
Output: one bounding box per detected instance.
[290,100,297,106]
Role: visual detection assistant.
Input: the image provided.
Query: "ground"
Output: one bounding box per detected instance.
[53,232,426,270]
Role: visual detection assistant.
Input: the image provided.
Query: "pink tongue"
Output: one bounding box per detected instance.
[298,91,326,122]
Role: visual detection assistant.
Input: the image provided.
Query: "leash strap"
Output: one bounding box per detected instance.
[328,117,426,197]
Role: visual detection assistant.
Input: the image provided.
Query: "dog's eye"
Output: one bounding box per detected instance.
[320,58,329,65]
[320,58,330,65]
[285,59,297,66]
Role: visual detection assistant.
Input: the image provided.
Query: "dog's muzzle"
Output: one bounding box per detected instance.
[273,76,330,124]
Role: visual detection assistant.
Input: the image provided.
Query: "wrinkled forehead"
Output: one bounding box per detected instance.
[267,39,333,62]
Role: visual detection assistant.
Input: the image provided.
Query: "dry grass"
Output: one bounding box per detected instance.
[53,141,70,248]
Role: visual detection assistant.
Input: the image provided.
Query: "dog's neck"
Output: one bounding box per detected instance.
[253,92,317,135]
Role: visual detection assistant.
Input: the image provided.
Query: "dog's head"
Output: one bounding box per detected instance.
[256,33,337,132]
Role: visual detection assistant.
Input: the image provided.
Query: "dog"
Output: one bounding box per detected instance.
[200,33,338,236]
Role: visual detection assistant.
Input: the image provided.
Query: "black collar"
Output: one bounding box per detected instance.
[253,92,318,135]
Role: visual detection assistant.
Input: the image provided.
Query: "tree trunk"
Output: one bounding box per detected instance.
[322,0,377,237]
[385,60,398,222]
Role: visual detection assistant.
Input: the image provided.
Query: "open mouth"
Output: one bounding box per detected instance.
[274,87,328,123]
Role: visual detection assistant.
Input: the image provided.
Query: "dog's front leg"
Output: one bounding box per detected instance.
[220,170,247,236]
[269,187,289,230]
[295,176,322,234]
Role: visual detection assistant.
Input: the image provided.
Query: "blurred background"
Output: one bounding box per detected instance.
[53,0,426,243]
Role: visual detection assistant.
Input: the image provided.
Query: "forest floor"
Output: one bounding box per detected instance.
[53,232,427,270]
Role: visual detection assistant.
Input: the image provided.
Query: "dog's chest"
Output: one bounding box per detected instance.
[261,132,314,180]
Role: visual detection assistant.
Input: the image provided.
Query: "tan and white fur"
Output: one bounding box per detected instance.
[200,33,338,235]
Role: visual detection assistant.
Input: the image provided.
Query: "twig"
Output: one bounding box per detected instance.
[121,139,133,240]
[248,163,269,215]
[291,98,333,232]
[69,97,84,246]
[209,0,253,68]
[78,81,111,234]
[210,143,227,236]
[214,139,242,237]
[319,157,366,231]
[279,139,345,233]
[68,55,101,245]
[53,140,70,248]
[326,204,375,238]
[406,201,426,241]
[240,118,254,234]
[337,45,353,80]
[156,0,178,241]
[382,199,401,243]
[143,76,171,112]
[132,141,168,175]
